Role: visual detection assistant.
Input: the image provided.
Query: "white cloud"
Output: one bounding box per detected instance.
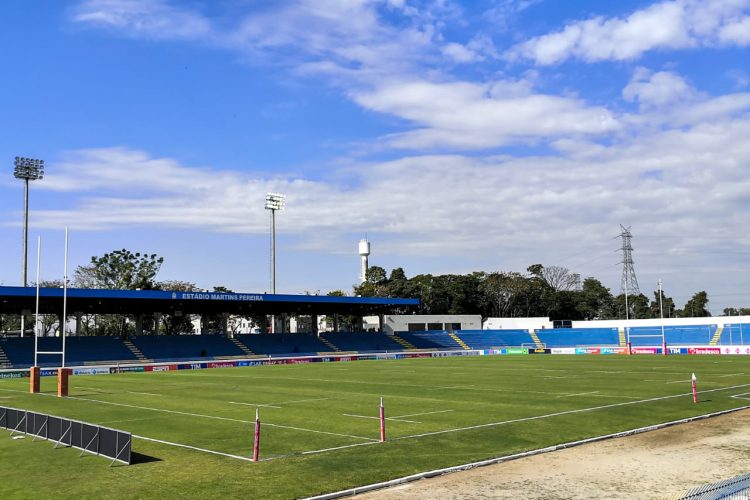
[71,0,213,40]
[351,79,619,149]
[510,0,750,64]
[623,68,698,108]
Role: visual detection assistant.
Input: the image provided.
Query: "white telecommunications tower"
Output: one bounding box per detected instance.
[358,238,370,284]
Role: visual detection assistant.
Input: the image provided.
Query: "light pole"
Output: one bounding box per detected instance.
[265,192,285,333]
[14,156,44,338]
[658,279,666,354]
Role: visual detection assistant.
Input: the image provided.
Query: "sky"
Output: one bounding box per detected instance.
[1,0,749,315]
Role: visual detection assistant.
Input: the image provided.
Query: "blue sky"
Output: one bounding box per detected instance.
[1,0,749,314]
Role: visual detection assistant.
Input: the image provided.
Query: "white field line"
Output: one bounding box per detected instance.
[393,409,454,418]
[269,397,331,406]
[427,385,473,390]
[556,391,599,399]
[719,373,745,377]
[0,388,377,443]
[133,434,253,462]
[127,391,162,396]
[306,405,750,500]
[543,376,570,379]
[730,393,750,401]
[275,382,750,460]
[666,380,692,384]
[342,414,421,424]
[76,386,108,393]
[229,401,282,409]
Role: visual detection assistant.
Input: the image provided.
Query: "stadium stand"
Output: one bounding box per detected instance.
[456,329,536,349]
[236,333,331,356]
[130,335,245,362]
[395,331,460,350]
[535,328,620,347]
[624,325,716,346]
[319,332,403,352]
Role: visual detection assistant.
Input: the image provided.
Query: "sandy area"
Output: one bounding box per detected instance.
[357,410,750,499]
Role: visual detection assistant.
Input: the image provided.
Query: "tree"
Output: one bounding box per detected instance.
[87,249,164,290]
[576,278,614,320]
[541,265,581,292]
[681,291,711,317]
[650,289,676,318]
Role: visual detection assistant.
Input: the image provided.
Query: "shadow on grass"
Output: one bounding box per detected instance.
[130,451,162,465]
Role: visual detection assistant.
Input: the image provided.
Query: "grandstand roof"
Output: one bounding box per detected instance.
[0,286,419,317]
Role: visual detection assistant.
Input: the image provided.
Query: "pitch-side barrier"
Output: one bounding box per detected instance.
[0,345,748,379]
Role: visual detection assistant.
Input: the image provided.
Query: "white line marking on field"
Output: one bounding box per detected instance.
[643,379,664,382]
[427,385,471,390]
[393,410,454,418]
[342,414,421,424]
[77,386,108,393]
[543,376,569,379]
[134,434,253,462]
[128,391,161,396]
[719,373,744,378]
[730,393,750,401]
[666,380,692,384]
[0,388,377,443]
[269,397,331,406]
[229,401,282,409]
[556,391,599,399]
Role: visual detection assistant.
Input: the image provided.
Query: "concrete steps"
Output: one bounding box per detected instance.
[391,334,416,350]
[230,337,256,356]
[448,333,470,350]
[123,339,148,361]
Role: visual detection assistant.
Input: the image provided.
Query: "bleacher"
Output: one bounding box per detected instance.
[236,333,331,356]
[535,328,620,347]
[320,332,403,352]
[0,336,140,367]
[456,329,535,349]
[395,331,460,350]
[626,325,716,346]
[130,335,245,362]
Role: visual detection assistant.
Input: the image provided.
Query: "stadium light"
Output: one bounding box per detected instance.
[265,193,285,333]
[14,156,44,338]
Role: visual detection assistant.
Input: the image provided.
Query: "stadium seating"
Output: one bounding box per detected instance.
[395,331,460,349]
[236,333,331,356]
[0,336,140,367]
[319,332,403,352]
[129,335,245,361]
[625,325,716,346]
[456,330,536,349]
[535,328,620,347]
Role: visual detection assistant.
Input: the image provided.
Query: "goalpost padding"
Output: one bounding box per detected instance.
[0,406,132,465]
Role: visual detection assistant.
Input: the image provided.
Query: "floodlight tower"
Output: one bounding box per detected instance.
[358,238,370,284]
[264,193,285,295]
[14,157,44,338]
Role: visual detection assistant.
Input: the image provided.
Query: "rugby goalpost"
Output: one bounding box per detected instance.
[625,278,667,356]
[29,228,71,397]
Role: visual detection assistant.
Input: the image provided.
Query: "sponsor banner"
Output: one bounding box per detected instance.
[600,347,628,355]
[237,360,266,367]
[551,348,576,355]
[376,354,398,360]
[177,363,207,370]
[111,366,145,373]
[667,347,685,355]
[721,346,750,355]
[41,369,58,377]
[632,347,658,354]
[357,355,377,361]
[0,370,28,379]
[528,348,551,355]
[72,367,110,376]
[207,362,236,369]
[688,347,721,355]
[504,348,528,355]
[336,356,355,362]
[574,348,601,355]
[408,353,432,358]
[286,358,313,364]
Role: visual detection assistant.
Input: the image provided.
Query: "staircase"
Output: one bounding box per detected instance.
[449,333,470,350]
[618,328,627,347]
[529,330,545,349]
[0,344,10,368]
[391,334,416,350]
[123,339,148,362]
[318,337,341,352]
[710,326,724,346]
[230,337,256,356]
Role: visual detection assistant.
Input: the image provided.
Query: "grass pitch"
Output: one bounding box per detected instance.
[2,354,750,498]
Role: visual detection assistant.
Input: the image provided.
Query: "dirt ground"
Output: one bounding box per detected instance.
[357,409,750,499]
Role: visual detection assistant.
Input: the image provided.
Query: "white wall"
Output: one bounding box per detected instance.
[483,317,553,331]
[384,314,482,334]
[572,316,750,329]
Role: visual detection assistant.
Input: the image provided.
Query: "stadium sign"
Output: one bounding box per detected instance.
[0,370,27,379]
[177,292,263,301]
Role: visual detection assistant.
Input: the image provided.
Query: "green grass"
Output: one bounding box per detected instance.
[2,355,750,498]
